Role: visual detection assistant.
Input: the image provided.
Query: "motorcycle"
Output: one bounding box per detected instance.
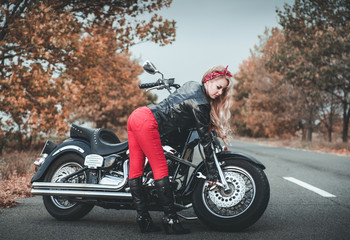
[31,61,270,231]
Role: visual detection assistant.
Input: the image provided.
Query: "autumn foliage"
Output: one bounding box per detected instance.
[233,29,302,138]
[0,0,175,151]
[268,0,350,142]
[233,0,349,143]
[65,33,155,131]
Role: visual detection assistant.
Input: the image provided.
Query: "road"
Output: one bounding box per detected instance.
[0,140,349,240]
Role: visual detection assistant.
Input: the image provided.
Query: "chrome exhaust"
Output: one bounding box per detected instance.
[31,181,132,198]
[31,188,132,199]
[31,160,131,198]
[32,182,127,191]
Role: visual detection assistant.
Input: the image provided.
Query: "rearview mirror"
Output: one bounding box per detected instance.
[143,61,158,75]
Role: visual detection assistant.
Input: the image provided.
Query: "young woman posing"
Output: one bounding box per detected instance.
[127,65,233,234]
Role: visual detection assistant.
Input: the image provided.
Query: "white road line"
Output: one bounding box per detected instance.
[283,177,336,198]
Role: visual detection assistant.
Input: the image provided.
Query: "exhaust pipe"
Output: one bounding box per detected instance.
[31,179,131,198]
[31,188,132,199]
[31,160,132,198]
[32,182,127,191]
[31,181,132,199]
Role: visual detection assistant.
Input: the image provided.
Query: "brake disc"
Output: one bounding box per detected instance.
[208,171,246,208]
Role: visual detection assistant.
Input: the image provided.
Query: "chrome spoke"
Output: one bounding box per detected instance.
[50,162,86,209]
[202,166,256,218]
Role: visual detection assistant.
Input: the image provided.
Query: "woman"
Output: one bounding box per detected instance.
[127,65,233,234]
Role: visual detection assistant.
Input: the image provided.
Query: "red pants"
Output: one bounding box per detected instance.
[127,106,168,180]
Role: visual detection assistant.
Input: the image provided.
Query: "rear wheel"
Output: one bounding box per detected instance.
[192,159,270,231]
[43,153,94,220]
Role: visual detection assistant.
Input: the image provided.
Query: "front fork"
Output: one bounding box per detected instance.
[211,134,230,191]
[212,150,230,191]
[197,143,230,192]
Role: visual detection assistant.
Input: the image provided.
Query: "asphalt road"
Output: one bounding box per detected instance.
[1,140,349,240]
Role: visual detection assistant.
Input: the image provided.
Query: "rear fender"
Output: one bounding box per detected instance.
[31,139,91,183]
[182,150,265,197]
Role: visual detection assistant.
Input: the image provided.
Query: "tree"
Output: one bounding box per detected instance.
[233,29,302,138]
[0,63,69,148]
[272,0,350,142]
[318,92,342,142]
[264,26,326,141]
[233,55,302,138]
[0,0,176,148]
[64,33,154,131]
[1,1,175,71]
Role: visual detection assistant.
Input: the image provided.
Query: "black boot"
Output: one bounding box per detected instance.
[155,176,190,235]
[129,177,161,233]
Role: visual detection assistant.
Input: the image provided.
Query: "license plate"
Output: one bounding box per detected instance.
[84,154,104,169]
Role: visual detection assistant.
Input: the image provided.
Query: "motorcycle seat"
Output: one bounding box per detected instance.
[70,124,128,155]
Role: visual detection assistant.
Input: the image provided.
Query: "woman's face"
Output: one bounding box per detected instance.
[204,77,228,100]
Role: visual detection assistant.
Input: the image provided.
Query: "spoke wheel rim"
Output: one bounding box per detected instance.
[50,162,86,209]
[202,166,256,218]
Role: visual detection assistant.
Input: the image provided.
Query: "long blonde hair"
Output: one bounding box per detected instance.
[202,65,234,143]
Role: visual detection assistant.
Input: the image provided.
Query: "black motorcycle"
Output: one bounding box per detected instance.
[31,61,270,231]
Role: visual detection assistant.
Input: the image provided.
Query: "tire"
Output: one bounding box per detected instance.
[43,153,94,220]
[192,159,270,231]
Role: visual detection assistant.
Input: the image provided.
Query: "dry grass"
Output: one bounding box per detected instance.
[0,174,33,209]
[0,150,36,209]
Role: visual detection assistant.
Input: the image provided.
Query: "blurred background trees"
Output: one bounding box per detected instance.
[0,0,175,152]
[1,0,349,153]
[233,29,302,139]
[233,0,349,143]
[274,0,349,142]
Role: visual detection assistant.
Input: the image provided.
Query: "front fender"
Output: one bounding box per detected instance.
[31,139,91,183]
[216,150,266,170]
[182,150,265,197]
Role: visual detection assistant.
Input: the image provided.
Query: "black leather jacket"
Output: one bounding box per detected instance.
[148,81,212,158]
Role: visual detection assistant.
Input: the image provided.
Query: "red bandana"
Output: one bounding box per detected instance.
[203,65,232,83]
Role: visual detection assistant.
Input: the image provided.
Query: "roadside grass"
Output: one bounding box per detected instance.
[0,150,36,209]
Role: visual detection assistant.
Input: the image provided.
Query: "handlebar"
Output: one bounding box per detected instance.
[139,79,180,92]
[139,82,161,89]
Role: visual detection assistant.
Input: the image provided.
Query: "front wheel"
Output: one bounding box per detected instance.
[43,153,94,220]
[192,159,270,231]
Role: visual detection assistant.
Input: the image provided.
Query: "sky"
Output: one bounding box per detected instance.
[130,0,294,101]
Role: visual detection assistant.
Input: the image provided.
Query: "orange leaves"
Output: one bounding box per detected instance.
[1,0,175,149]
[271,0,350,142]
[0,150,36,208]
[233,31,302,138]
[1,61,71,142]
[62,30,152,130]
